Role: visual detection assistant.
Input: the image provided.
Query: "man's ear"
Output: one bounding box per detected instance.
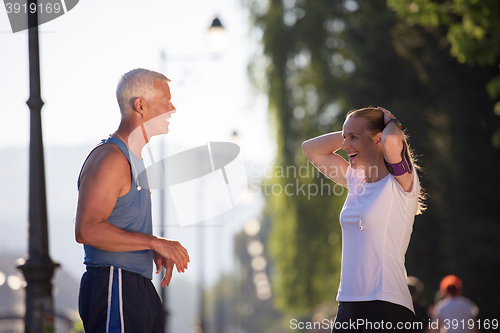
[133,97,146,116]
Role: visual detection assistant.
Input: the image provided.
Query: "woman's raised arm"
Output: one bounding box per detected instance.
[302,131,350,188]
[378,107,414,192]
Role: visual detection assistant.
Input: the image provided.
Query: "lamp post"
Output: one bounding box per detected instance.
[17,1,60,332]
[199,17,227,333]
[157,16,226,333]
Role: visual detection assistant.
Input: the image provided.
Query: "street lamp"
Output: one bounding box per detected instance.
[207,16,228,56]
[199,17,226,333]
[17,1,60,332]
[157,15,226,333]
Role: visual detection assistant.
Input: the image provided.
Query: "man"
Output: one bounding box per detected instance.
[431,275,479,333]
[75,68,190,332]
[408,276,430,333]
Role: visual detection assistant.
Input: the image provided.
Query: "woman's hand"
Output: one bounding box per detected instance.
[377,106,396,126]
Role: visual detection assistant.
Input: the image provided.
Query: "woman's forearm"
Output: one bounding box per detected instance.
[381,123,404,163]
[302,131,344,159]
[381,122,403,143]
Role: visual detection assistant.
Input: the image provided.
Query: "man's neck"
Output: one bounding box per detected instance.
[115,121,147,160]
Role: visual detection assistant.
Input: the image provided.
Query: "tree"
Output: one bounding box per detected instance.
[245,0,351,314]
[387,0,500,137]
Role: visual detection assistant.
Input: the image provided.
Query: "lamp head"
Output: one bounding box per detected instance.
[207,16,227,56]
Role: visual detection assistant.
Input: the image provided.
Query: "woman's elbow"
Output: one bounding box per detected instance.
[302,141,312,159]
[382,132,403,150]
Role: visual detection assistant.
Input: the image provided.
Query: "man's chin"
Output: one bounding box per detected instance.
[147,127,170,138]
[143,120,170,137]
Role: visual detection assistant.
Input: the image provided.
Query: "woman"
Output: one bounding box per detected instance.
[302,107,425,332]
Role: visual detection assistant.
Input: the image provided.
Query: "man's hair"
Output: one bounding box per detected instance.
[440,275,463,297]
[116,68,171,118]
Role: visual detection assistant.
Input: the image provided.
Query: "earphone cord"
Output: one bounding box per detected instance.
[358,183,376,231]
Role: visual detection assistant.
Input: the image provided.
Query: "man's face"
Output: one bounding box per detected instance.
[143,80,176,138]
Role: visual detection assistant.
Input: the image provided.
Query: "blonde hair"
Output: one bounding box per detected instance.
[346,107,427,214]
[116,68,171,118]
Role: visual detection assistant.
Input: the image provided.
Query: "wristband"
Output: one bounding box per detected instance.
[385,141,412,176]
[386,118,403,130]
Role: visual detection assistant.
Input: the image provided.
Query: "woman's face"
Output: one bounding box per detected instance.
[341,116,381,169]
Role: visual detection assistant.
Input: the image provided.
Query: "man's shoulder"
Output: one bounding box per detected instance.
[434,298,451,311]
[436,297,475,311]
[455,296,478,310]
[81,143,129,180]
[93,141,125,159]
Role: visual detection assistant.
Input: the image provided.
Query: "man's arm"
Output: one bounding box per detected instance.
[75,144,189,272]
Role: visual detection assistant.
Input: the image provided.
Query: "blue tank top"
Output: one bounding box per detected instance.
[78,136,153,279]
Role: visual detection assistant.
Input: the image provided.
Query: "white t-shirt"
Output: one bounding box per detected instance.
[433,297,479,333]
[337,166,420,312]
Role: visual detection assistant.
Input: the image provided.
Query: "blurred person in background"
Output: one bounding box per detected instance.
[303,106,426,332]
[430,275,479,333]
[408,276,430,332]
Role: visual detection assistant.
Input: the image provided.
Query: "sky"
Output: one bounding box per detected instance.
[0,0,275,307]
[0,0,274,160]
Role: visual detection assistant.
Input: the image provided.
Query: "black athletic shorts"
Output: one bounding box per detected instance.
[79,266,164,333]
[332,300,417,332]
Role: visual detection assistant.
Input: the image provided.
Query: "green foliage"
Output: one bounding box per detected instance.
[492,128,500,148]
[387,0,500,108]
[266,174,344,314]
[245,0,352,314]
[68,319,84,333]
[387,0,500,66]
[232,226,286,332]
[205,272,282,333]
[486,74,500,99]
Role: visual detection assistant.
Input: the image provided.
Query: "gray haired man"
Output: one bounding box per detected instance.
[75,68,190,332]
